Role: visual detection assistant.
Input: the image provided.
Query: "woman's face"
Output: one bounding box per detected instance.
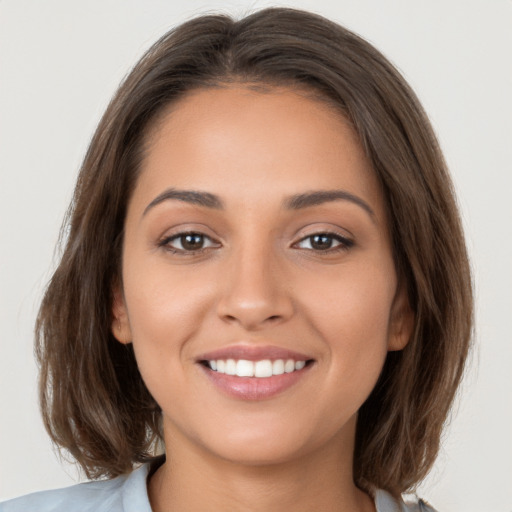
[113,86,413,466]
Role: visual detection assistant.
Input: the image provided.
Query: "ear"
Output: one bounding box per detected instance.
[111,284,132,344]
[387,282,415,352]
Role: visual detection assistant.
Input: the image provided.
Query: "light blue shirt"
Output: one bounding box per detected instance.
[0,462,436,511]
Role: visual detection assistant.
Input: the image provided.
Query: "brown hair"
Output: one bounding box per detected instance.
[36,7,473,496]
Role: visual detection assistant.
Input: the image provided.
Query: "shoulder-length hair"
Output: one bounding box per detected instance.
[36,7,472,497]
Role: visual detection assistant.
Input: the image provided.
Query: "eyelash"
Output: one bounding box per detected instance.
[158,232,220,255]
[294,232,354,252]
[158,231,354,255]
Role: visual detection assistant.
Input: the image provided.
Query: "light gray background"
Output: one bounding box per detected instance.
[1,1,511,510]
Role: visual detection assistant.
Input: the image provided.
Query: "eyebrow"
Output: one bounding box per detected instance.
[143,189,224,216]
[285,190,375,218]
[143,188,375,219]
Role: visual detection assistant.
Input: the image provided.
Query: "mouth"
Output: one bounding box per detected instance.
[196,345,316,400]
[200,358,314,377]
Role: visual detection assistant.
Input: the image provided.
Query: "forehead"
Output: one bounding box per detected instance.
[133,85,385,219]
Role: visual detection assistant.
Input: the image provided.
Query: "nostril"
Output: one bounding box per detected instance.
[217,294,294,329]
[221,313,283,324]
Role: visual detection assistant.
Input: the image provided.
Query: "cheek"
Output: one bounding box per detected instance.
[299,260,396,388]
[120,256,217,387]
[303,257,395,335]
[124,251,215,332]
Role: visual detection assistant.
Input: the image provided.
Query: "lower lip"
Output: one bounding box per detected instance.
[199,364,313,401]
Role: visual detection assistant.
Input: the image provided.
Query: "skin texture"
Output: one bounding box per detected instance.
[112,86,413,512]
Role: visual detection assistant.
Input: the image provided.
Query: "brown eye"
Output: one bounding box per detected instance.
[161,232,219,253]
[180,233,205,250]
[295,233,354,252]
[310,234,335,250]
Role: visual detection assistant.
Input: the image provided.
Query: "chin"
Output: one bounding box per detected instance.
[183,409,354,468]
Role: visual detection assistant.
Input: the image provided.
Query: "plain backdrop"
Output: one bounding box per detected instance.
[1,1,511,510]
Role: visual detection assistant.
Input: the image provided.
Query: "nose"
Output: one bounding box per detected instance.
[216,244,294,331]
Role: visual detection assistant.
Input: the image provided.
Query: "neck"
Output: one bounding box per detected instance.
[148,417,375,512]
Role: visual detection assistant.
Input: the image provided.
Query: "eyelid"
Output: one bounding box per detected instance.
[157,229,222,255]
[296,233,351,249]
[155,222,220,244]
[292,228,355,253]
[293,223,354,241]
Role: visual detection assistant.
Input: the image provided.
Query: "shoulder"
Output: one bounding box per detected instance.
[0,464,152,512]
[375,489,438,512]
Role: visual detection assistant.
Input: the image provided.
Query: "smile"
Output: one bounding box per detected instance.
[205,358,307,377]
[197,347,315,400]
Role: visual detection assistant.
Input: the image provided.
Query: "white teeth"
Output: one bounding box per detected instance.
[225,359,236,375]
[272,359,285,375]
[254,360,273,378]
[295,360,305,370]
[284,359,295,373]
[235,359,254,377]
[207,358,308,377]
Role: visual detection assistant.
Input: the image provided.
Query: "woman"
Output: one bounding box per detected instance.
[1,7,472,512]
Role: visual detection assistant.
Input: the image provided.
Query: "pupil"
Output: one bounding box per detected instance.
[182,234,203,250]
[311,234,332,250]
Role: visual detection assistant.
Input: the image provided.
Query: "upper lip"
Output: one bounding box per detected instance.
[196,344,313,362]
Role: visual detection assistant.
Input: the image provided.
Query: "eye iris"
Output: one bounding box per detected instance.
[181,234,204,250]
[310,234,333,250]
